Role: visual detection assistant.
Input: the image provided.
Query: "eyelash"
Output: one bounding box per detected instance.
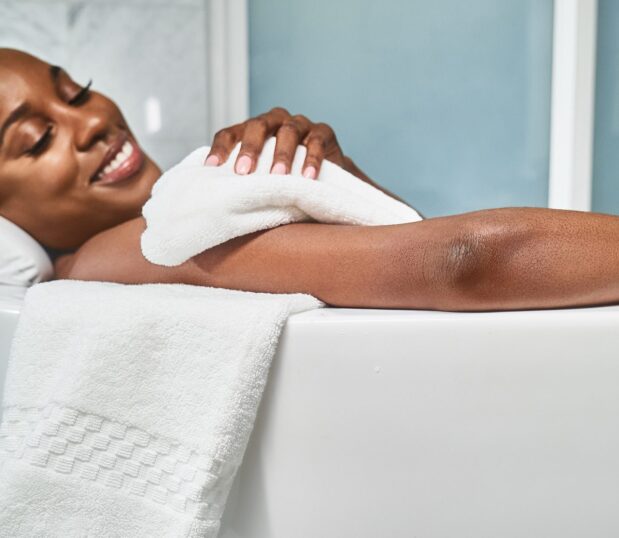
[68,79,92,106]
[27,125,53,156]
[50,66,93,106]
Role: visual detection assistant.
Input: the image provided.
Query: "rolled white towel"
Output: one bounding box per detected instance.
[141,138,422,267]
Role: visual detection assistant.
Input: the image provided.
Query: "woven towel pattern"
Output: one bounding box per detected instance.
[0,404,238,523]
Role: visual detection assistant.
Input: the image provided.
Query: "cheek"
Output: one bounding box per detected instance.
[35,150,81,196]
[0,152,77,206]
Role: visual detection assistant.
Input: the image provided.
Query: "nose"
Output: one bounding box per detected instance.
[67,104,110,152]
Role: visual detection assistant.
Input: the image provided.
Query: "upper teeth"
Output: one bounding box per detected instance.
[99,141,133,178]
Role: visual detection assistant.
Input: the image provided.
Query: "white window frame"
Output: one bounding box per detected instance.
[548,0,598,211]
[205,0,249,139]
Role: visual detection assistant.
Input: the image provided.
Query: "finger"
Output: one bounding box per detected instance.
[267,106,292,124]
[204,126,241,166]
[234,108,292,174]
[271,115,311,174]
[302,123,336,179]
[234,117,272,174]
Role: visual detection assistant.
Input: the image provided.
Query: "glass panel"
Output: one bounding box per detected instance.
[250,0,554,217]
[592,0,619,215]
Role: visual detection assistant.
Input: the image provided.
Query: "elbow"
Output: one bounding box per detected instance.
[434,232,489,311]
[432,220,533,311]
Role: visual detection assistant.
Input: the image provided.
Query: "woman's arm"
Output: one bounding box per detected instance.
[57,207,619,311]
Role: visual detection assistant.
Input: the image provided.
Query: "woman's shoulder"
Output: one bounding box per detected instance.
[54,217,148,281]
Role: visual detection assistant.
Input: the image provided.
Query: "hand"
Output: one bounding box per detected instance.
[204,107,348,179]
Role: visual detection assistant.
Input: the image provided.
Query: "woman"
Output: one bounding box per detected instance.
[1,48,618,311]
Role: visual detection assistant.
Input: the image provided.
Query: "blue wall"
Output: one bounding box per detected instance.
[249,0,554,217]
[592,0,619,215]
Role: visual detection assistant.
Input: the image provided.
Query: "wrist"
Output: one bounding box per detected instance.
[342,156,371,183]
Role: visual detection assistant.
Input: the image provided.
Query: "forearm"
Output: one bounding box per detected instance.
[60,217,445,309]
[60,208,619,311]
[182,221,441,308]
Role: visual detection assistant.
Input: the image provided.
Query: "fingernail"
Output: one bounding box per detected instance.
[204,155,220,166]
[271,162,287,175]
[303,166,317,180]
[235,155,252,175]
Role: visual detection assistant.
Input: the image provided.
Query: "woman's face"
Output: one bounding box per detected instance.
[0,49,161,249]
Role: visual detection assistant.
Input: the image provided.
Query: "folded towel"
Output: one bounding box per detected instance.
[0,281,320,537]
[142,137,422,266]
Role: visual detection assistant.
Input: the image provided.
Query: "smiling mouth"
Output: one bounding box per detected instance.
[91,136,145,186]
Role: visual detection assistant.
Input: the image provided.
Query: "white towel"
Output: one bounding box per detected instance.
[141,137,422,267]
[0,281,320,537]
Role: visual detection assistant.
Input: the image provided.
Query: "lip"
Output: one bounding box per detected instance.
[90,134,145,186]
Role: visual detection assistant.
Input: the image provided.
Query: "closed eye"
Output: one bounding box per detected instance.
[50,65,93,106]
[27,125,53,156]
[68,80,92,106]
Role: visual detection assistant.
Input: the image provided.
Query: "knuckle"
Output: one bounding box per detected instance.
[292,114,310,125]
[306,133,327,151]
[274,150,293,162]
[246,117,269,136]
[270,106,290,116]
[279,121,301,136]
[239,142,259,155]
[316,122,335,137]
[213,128,235,144]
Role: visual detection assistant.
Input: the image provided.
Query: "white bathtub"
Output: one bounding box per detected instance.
[3,297,619,537]
[0,292,21,405]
